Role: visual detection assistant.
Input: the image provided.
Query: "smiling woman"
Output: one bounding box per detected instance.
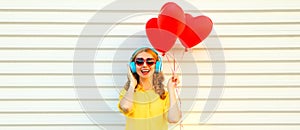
[118,47,182,130]
[1,0,300,130]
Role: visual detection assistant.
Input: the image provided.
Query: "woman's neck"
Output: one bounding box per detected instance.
[139,77,153,90]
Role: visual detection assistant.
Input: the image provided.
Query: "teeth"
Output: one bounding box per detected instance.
[141,70,150,72]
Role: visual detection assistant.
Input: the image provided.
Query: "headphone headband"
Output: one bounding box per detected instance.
[130,47,161,61]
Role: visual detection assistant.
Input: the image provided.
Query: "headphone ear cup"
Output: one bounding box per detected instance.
[155,61,162,73]
[129,62,136,73]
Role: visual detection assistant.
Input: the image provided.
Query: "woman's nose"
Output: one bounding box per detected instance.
[142,61,147,66]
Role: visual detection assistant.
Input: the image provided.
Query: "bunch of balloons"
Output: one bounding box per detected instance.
[146,2,213,55]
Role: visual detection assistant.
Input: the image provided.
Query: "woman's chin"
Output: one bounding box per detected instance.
[139,74,151,79]
[138,72,153,79]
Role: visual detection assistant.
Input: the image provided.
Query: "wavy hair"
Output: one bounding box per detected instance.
[124,47,166,100]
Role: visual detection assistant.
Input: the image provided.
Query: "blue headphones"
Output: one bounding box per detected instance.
[129,47,162,73]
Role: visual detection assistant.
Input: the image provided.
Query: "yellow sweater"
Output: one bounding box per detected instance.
[118,85,170,130]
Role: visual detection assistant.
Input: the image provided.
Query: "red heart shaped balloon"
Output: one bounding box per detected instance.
[146,18,177,55]
[158,2,185,36]
[179,14,213,48]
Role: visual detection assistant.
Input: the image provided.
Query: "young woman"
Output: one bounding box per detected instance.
[118,47,182,130]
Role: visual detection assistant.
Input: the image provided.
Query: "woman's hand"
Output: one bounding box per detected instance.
[128,65,137,88]
[168,74,180,88]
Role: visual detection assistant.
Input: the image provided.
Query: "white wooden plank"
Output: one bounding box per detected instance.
[0,114,114,124]
[187,0,300,10]
[0,113,299,124]
[0,24,299,35]
[0,12,96,23]
[0,126,105,130]
[210,12,300,23]
[0,37,299,48]
[0,12,299,23]
[0,101,84,112]
[0,50,299,61]
[0,62,299,73]
[0,75,299,86]
[217,37,300,48]
[1,100,300,112]
[183,113,300,124]
[172,126,300,130]
[0,125,300,130]
[0,0,112,10]
[185,100,300,112]
[0,0,298,10]
[0,88,299,99]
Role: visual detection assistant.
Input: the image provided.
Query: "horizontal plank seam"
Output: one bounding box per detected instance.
[0,123,299,126]
[0,111,299,114]
[0,9,300,12]
[0,60,300,63]
[0,73,300,76]
[1,47,300,50]
[0,98,299,101]
[0,34,299,38]
[0,22,299,25]
[0,85,299,88]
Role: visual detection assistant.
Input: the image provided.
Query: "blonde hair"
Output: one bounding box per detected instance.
[124,47,166,99]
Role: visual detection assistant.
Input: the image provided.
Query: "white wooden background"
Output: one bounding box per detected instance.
[0,0,299,130]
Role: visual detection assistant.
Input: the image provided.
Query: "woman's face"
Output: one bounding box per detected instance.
[134,52,156,79]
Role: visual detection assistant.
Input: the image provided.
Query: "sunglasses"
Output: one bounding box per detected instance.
[135,58,156,66]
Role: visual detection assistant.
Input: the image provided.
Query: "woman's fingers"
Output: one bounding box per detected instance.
[172,76,177,82]
[170,74,180,86]
[127,65,135,77]
[127,65,132,77]
[127,65,137,86]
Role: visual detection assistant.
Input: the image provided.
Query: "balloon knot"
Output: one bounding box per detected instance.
[185,48,188,52]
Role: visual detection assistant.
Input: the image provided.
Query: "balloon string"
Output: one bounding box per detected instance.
[170,50,186,130]
[176,86,183,130]
[171,52,176,75]
[165,54,174,75]
[174,49,186,73]
[174,50,185,130]
[173,54,176,74]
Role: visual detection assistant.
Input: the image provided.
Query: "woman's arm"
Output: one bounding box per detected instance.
[119,83,135,113]
[167,75,182,123]
[119,66,137,113]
